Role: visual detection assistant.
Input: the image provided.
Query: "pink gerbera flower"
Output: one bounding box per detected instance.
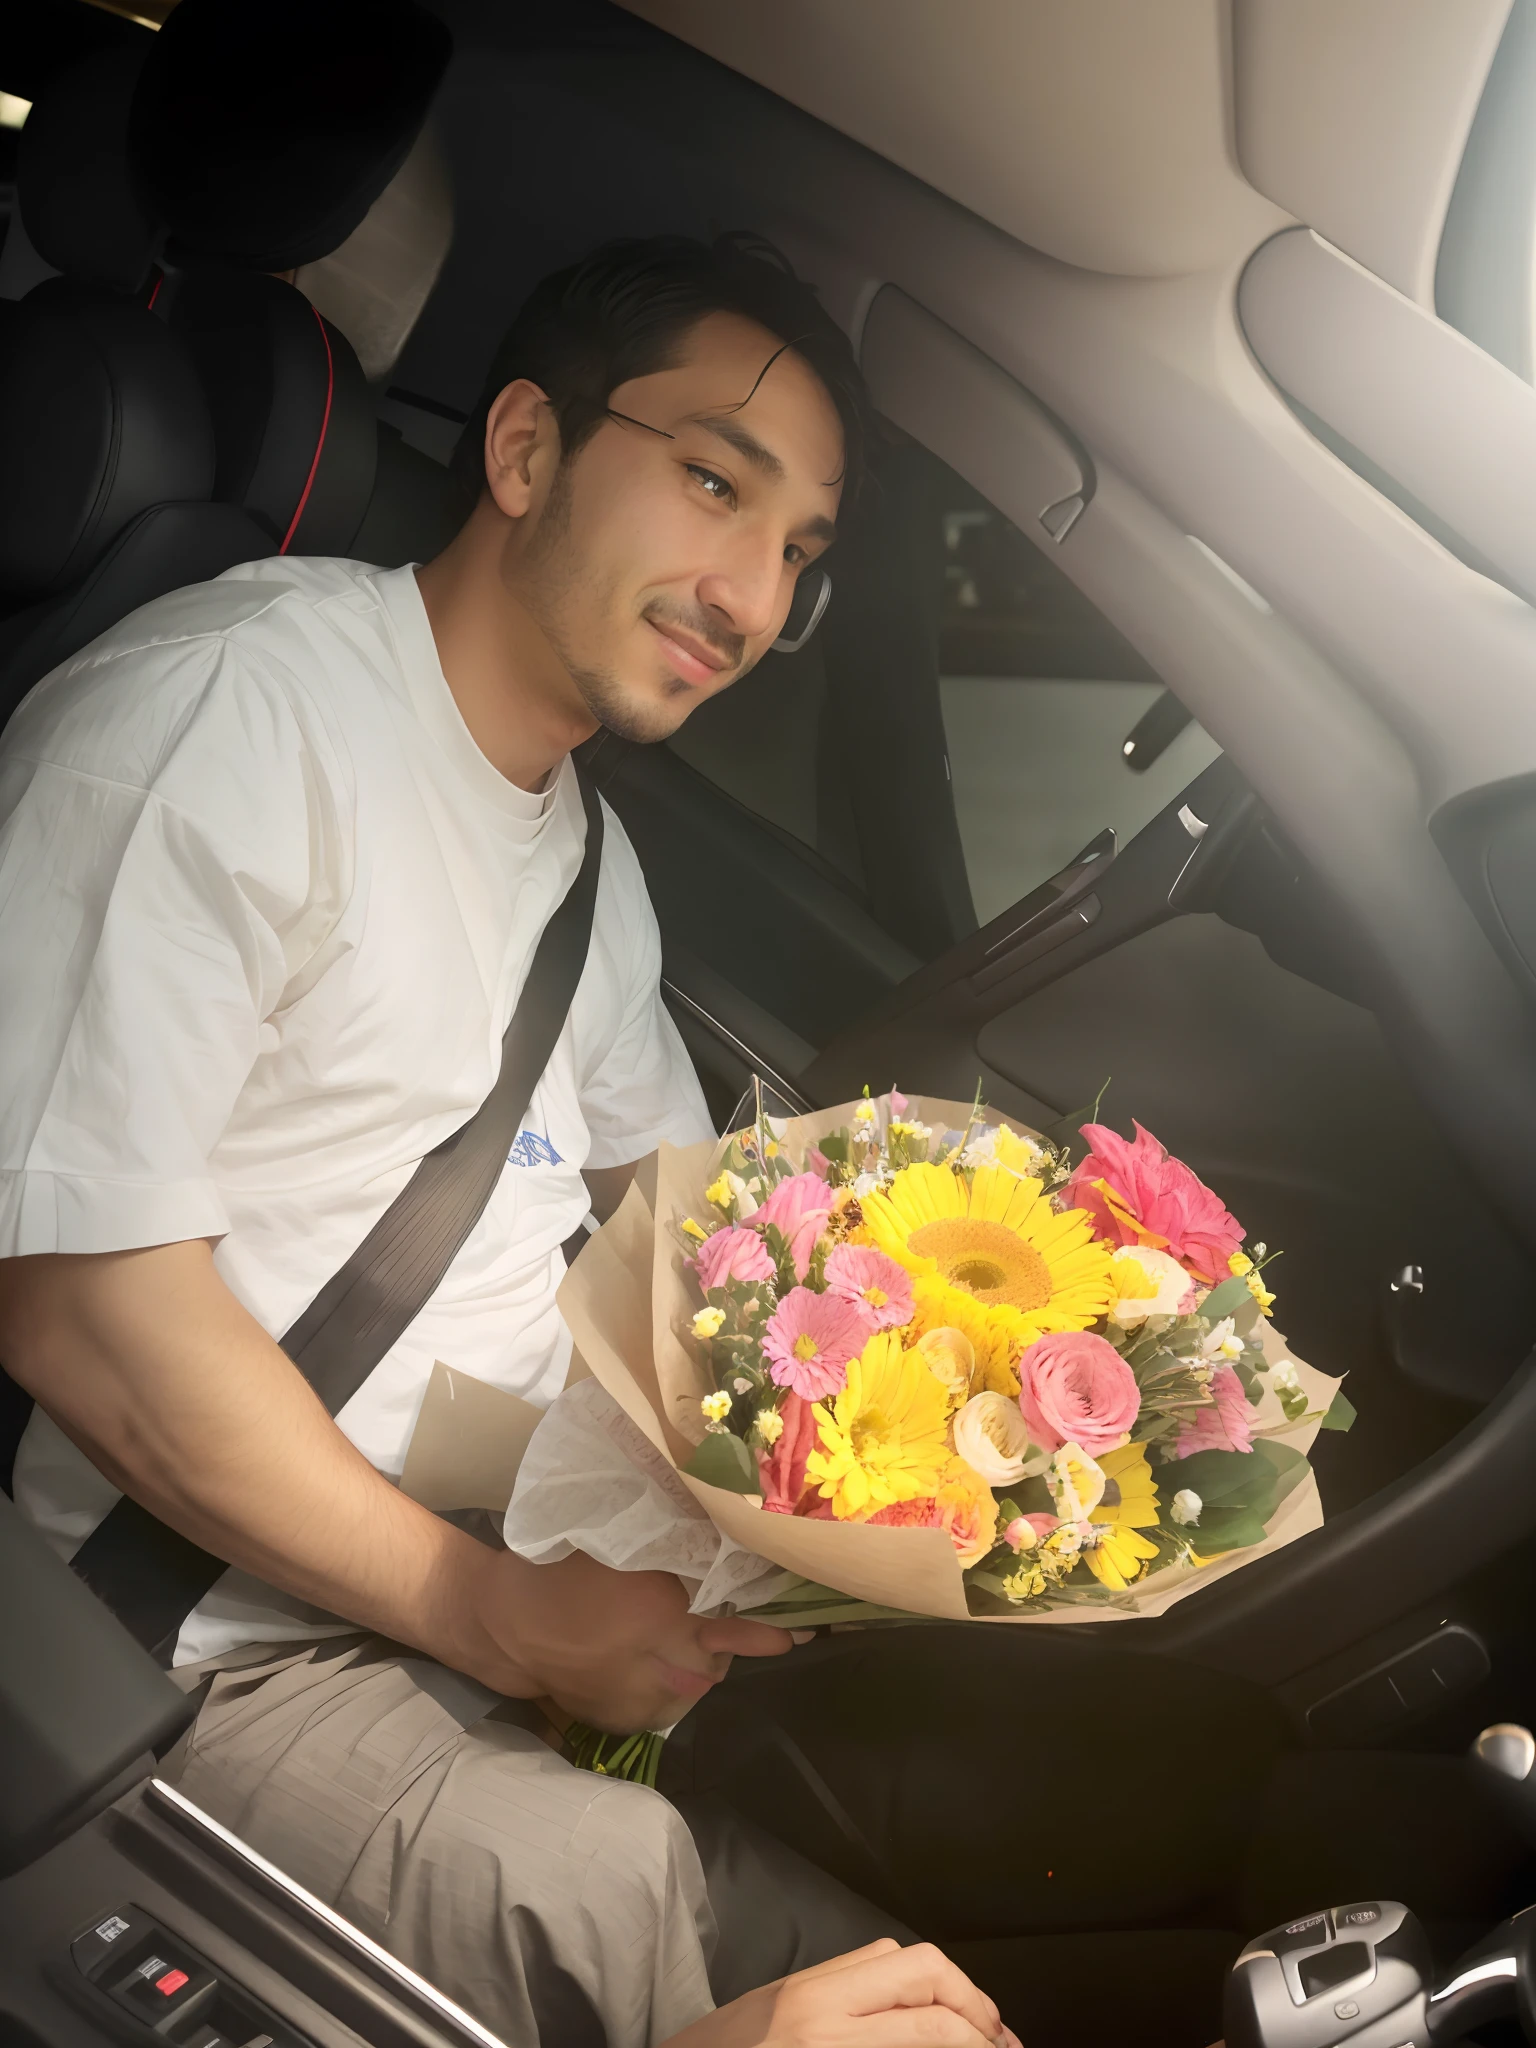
[762,1286,871,1400]
[692,1225,774,1292]
[1061,1121,1244,1285]
[754,1172,837,1279]
[824,1244,914,1331]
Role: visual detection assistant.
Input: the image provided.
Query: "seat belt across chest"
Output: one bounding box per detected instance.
[67,768,605,1660]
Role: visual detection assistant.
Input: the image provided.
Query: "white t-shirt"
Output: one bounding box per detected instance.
[0,556,711,1663]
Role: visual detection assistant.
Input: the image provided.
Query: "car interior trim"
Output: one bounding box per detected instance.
[143,1777,511,2048]
[278,302,336,556]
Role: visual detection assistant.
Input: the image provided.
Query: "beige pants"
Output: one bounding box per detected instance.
[164,1633,718,2048]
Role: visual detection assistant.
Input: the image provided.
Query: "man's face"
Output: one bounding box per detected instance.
[500,310,845,744]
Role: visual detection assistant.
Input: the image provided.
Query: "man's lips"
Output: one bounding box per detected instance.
[645,617,732,687]
[653,1657,722,1702]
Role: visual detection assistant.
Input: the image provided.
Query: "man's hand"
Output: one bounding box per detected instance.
[663,1940,1020,2048]
[452,1546,800,1729]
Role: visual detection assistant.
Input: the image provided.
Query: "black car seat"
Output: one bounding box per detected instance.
[0,295,268,728]
[4,43,158,316]
[127,0,461,569]
[167,269,380,559]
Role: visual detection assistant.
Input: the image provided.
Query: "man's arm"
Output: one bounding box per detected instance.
[583,1152,656,1223]
[0,1239,793,1710]
[0,1239,519,1678]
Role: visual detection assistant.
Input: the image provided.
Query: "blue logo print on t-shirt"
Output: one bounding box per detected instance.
[508,1128,563,1169]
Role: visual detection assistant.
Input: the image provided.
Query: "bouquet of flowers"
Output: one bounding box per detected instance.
[546,1086,1350,1628]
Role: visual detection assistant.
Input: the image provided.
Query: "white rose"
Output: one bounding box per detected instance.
[952,1391,1034,1484]
[1171,1488,1202,1526]
[723,1169,759,1219]
[1046,1442,1106,1520]
[1108,1245,1195,1327]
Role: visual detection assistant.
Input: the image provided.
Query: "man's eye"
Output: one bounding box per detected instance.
[785,544,807,568]
[686,464,735,504]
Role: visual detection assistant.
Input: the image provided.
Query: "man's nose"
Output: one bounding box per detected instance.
[696,538,786,646]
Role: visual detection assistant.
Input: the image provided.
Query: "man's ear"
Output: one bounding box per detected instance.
[483,378,559,520]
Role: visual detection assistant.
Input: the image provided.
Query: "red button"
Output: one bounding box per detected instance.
[154,1969,188,1996]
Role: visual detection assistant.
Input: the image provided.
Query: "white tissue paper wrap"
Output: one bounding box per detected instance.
[501,1377,791,1616]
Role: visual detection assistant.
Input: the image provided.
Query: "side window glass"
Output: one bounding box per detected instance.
[934,462,1221,924]
[660,436,1220,948]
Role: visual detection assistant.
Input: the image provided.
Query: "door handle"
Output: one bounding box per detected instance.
[968,827,1115,994]
[971,890,1102,993]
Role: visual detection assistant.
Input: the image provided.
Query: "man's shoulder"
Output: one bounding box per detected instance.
[1,557,397,791]
[52,555,390,678]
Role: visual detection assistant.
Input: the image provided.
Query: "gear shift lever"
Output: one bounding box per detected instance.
[1224,1902,1434,2048]
[1470,1723,1536,1845]
[1225,1899,1536,2048]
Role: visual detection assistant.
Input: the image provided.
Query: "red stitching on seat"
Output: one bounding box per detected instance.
[144,269,163,312]
[279,305,335,556]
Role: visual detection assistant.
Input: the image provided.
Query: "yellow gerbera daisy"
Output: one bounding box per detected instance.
[908,1273,1020,1397]
[861,1163,1113,1350]
[1085,1442,1161,1591]
[805,1331,952,1520]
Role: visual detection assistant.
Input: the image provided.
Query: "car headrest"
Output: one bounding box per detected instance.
[0,299,213,600]
[17,47,158,293]
[169,271,378,557]
[128,0,453,272]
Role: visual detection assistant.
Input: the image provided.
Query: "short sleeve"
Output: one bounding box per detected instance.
[578,809,712,1170]
[0,635,348,1257]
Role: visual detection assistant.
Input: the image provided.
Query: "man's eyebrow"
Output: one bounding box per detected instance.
[689,414,837,545]
[690,412,786,480]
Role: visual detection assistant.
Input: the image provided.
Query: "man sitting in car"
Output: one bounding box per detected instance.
[0,230,1019,2048]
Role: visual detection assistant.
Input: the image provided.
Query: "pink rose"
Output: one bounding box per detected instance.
[754,1172,836,1279]
[1174,1364,1255,1458]
[1017,1330,1141,1456]
[692,1225,773,1292]
[1062,1121,1244,1285]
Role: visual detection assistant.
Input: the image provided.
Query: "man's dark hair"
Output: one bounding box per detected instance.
[450,231,876,515]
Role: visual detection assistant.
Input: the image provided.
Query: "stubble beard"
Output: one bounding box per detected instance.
[513,460,703,746]
[515,459,752,746]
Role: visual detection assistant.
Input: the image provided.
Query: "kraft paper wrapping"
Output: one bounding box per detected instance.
[554,1096,1340,1626]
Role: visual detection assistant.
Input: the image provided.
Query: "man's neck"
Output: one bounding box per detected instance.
[414,533,597,795]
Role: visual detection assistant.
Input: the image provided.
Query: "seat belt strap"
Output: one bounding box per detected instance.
[68,769,605,1659]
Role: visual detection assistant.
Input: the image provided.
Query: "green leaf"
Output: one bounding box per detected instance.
[1199,1276,1252,1323]
[1187,1504,1270,1553]
[1319,1389,1357,1433]
[681,1431,762,1496]
[1252,1438,1310,1499]
[1163,1446,1273,1506]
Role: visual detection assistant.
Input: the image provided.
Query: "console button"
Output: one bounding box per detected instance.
[1275,1911,1333,1955]
[1338,1905,1382,1930]
[70,1907,149,1980]
[1335,2000,1361,2020]
[111,1946,214,2024]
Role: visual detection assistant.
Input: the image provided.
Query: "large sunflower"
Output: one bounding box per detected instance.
[861,1163,1114,1353]
[1085,1442,1161,1591]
